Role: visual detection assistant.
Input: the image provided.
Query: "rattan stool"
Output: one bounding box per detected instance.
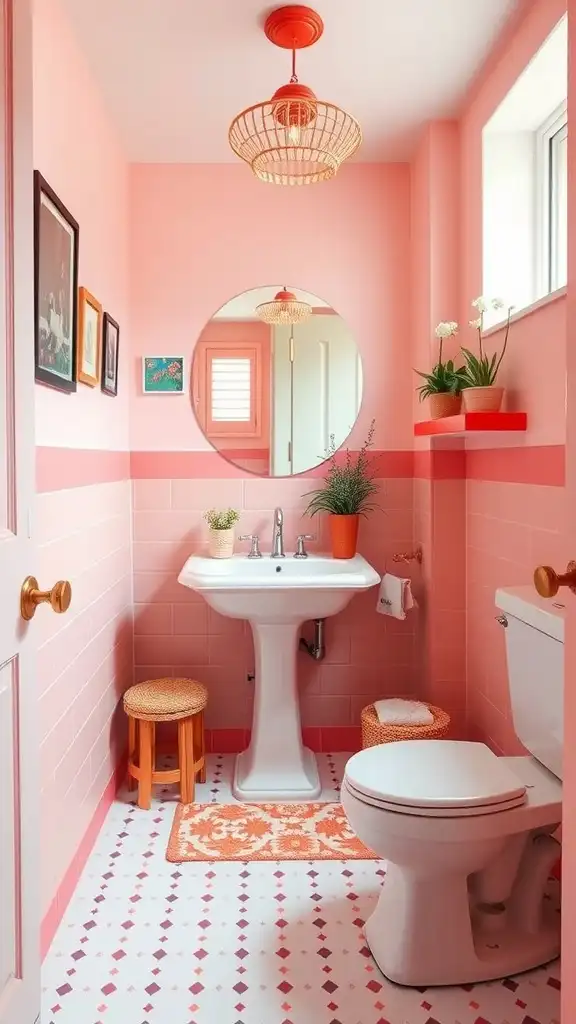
[123,678,207,810]
[361,701,450,749]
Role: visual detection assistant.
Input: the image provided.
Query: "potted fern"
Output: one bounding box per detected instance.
[415,321,465,418]
[460,297,514,412]
[204,508,240,558]
[303,422,379,559]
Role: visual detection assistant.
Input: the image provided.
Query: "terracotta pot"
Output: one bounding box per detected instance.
[330,514,359,559]
[428,392,461,419]
[208,527,235,558]
[462,386,504,413]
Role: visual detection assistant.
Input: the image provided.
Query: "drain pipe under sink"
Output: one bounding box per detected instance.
[299,618,326,661]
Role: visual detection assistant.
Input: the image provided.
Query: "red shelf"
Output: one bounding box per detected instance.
[414,411,528,437]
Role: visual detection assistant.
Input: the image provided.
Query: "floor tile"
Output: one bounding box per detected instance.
[42,754,561,1024]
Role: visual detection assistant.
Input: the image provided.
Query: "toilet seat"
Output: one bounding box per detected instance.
[344,740,527,818]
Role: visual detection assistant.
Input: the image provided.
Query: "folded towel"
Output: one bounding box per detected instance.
[376,572,417,620]
[374,699,434,726]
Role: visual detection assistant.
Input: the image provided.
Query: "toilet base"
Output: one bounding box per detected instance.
[365,880,561,988]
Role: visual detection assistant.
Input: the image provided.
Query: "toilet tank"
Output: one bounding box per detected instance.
[495,586,564,780]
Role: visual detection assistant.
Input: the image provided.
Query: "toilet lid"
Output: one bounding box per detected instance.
[344,740,527,814]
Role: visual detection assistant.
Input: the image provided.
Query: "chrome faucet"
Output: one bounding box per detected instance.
[271,507,285,558]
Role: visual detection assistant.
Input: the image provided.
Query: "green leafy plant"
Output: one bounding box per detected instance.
[460,296,514,387]
[203,508,240,530]
[303,421,380,517]
[414,321,465,400]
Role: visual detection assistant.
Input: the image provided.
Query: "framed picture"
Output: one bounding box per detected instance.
[34,171,79,392]
[143,357,184,393]
[77,287,102,387]
[101,313,120,396]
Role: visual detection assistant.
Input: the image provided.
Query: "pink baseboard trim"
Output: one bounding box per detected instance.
[36,447,130,492]
[205,727,362,755]
[40,757,127,960]
[130,449,414,479]
[465,445,565,486]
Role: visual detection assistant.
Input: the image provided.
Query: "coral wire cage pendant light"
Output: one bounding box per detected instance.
[256,288,313,325]
[229,5,362,185]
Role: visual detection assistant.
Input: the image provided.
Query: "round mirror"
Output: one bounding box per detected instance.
[191,286,363,476]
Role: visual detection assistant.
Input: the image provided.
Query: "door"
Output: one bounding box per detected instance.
[0,2,40,1023]
[563,3,576,1013]
[272,315,363,475]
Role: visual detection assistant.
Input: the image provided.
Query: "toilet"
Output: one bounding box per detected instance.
[342,586,563,987]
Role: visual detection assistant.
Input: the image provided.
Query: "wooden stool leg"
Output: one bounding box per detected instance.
[138,720,154,810]
[178,718,195,804]
[127,716,137,792]
[193,710,207,783]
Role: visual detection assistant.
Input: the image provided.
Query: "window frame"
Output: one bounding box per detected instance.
[535,101,568,297]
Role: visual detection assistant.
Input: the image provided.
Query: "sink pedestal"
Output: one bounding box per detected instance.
[232,620,321,802]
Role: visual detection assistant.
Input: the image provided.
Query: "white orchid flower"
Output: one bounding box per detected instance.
[471,296,488,313]
[469,317,482,329]
[434,321,458,339]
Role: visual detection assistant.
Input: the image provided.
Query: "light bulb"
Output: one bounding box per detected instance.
[288,124,301,145]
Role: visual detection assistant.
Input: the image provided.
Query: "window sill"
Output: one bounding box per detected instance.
[483,287,566,336]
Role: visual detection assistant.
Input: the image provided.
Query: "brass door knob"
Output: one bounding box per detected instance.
[534,561,576,599]
[20,576,72,620]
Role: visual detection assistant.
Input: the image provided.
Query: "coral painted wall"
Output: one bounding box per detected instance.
[32,0,133,943]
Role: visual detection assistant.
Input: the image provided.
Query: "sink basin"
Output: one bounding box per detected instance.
[179,553,380,622]
[179,553,380,801]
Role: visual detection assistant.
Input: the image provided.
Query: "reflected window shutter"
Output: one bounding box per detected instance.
[210,357,251,422]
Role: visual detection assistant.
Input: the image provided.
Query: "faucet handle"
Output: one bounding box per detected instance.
[239,534,262,558]
[294,534,315,559]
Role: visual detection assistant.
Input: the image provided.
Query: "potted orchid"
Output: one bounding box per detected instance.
[415,321,465,419]
[460,297,514,412]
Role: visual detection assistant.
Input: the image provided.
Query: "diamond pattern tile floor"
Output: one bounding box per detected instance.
[42,753,561,1024]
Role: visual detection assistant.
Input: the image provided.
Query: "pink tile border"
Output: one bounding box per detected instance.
[130,449,415,479]
[466,445,565,486]
[35,444,565,491]
[205,727,362,755]
[36,447,130,492]
[40,757,127,960]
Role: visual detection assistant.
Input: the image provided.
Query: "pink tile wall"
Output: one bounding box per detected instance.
[132,474,417,731]
[466,477,567,754]
[37,480,133,918]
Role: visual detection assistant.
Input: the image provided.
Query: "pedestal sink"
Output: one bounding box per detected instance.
[178,553,380,801]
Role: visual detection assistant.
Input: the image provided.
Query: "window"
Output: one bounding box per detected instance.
[481,15,567,328]
[536,103,568,296]
[193,341,262,437]
[210,357,252,423]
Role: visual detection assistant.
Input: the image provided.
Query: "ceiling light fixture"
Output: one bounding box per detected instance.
[229,5,362,186]
[256,288,313,324]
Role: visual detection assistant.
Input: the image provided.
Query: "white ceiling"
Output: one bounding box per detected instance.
[59,0,520,162]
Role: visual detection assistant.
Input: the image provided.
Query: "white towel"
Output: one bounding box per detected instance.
[374,699,433,726]
[376,572,417,620]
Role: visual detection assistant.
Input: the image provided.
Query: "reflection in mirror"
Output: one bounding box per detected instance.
[192,287,363,477]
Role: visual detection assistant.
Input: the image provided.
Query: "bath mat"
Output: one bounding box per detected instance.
[166,801,377,862]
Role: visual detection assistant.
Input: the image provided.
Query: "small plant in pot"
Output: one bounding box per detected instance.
[459,296,514,413]
[303,422,379,559]
[204,508,240,559]
[415,320,465,419]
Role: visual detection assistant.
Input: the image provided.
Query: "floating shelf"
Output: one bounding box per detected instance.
[414,411,528,437]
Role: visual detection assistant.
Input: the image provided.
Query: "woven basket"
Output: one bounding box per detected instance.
[208,527,235,559]
[361,701,450,748]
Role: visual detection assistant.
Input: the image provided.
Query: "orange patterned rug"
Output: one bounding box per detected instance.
[166,801,377,862]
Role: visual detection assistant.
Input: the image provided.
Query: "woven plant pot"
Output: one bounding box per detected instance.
[428,393,461,419]
[361,701,450,749]
[462,386,504,413]
[208,527,235,559]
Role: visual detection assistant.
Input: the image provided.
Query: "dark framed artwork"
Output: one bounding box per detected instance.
[101,313,120,396]
[34,171,79,392]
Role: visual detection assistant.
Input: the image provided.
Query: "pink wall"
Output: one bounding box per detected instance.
[32,0,133,944]
[456,0,568,751]
[128,163,419,737]
[129,163,413,453]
